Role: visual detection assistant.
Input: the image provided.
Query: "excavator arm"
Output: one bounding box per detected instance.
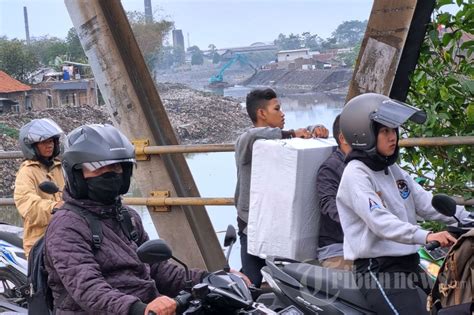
[209,53,256,84]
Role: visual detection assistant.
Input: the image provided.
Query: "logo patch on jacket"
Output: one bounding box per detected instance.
[397,180,411,199]
[369,198,381,212]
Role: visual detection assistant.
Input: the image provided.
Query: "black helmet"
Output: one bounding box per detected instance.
[19,118,64,160]
[62,124,136,199]
[340,93,426,152]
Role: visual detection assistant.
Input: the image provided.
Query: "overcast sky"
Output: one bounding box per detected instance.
[2,0,375,49]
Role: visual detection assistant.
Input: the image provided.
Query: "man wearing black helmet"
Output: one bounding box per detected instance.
[336,93,472,314]
[44,124,207,315]
[14,118,65,258]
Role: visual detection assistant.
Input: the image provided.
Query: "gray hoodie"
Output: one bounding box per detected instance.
[336,160,470,260]
[234,127,282,234]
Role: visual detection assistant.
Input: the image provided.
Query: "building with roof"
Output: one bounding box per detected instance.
[0,70,98,114]
[0,70,32,113]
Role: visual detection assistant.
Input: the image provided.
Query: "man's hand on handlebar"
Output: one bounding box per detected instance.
[145,296,176,315]
[426,231,457,247]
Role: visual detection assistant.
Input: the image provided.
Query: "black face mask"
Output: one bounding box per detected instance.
[85,172,123,205]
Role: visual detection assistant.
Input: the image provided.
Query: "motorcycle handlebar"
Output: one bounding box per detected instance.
[425,241,441,251]
[175,291,192,314]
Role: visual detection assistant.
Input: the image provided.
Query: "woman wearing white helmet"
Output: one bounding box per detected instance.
[14,118,65,258]
[335,93,471,314]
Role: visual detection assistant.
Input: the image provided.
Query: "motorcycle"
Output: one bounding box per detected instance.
[0,221,28,313]
[257,194,473,315]
[418,194,474,281]
[137,225,302,314]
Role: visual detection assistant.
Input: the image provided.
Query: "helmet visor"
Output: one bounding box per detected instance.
[370,99,427,128]
[24,118,64,144]
[81,158,136,172]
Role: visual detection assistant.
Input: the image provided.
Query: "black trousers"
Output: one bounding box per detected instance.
[239,232,266,287]
[354,253,431,315]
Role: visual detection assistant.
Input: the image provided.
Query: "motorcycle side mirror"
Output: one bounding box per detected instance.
[432,194,457,217]
[224,225,237,247]
[137,239,172,264]
[223,225,237,272]
[432,194,461,225]
[137,239,193,291]
[39,181,60,194]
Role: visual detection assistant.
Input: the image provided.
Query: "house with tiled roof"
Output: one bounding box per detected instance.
[0,69,98,114]
[0,70,32,113]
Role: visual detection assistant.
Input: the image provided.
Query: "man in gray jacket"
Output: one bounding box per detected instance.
[45,124,208,315]
[235,88,328,287]
[336,93,471,315]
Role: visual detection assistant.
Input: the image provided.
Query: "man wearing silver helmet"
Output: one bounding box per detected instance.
[335,93,472,314]
[44,124,209,315]
[14,118,65,258]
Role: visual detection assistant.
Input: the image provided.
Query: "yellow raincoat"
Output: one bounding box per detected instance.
[14,159,64,258]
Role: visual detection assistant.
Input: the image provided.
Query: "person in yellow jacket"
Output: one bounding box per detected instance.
[14,118,65,258]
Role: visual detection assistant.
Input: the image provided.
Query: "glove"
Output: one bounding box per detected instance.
[145,296,177,315]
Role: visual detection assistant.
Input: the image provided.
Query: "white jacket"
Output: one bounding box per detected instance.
[336,160,469,260]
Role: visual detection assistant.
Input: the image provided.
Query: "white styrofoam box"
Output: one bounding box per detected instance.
[248,137,337,261]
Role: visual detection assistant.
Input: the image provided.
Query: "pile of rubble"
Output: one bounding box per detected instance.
[159,83,250,144]
[0,83,251,197]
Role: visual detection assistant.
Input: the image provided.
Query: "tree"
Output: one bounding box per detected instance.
[301,32,322,51]
[156,45,174,69]
[403,1,473,204]
[65,28,87,62]
[274,33,301,50]
[29,36,68,66]
[127,11,174,72]
[336,42,361,67]
[188,45,204,65]
[208,44,220,64]
[0,39,39,82]
[331,20,367,47]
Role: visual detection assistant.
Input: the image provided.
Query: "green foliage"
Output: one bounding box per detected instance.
[274,32,324,51]
[274,33,302,50]
[0,123,19,139]
[65,28,87,62]
[0,39,39,82]
[274,21,366,52]
[403,1,473,202]
[127,10,174,72]
[29,36,68,65]
[419,220,446,233]
[188,46,204,65]
[336,42,361,68]
[330,20,368,47]
[208,44,221,64]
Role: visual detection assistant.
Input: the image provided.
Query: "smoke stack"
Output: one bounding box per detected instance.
[24,6,30,45]
[144,0,152,24]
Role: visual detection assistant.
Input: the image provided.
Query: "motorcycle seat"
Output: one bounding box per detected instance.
[0,229,24,249]
[282,263,371,309]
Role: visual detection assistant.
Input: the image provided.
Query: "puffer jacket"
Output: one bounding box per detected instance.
[13,159,64,257]
[45,191,208,315]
